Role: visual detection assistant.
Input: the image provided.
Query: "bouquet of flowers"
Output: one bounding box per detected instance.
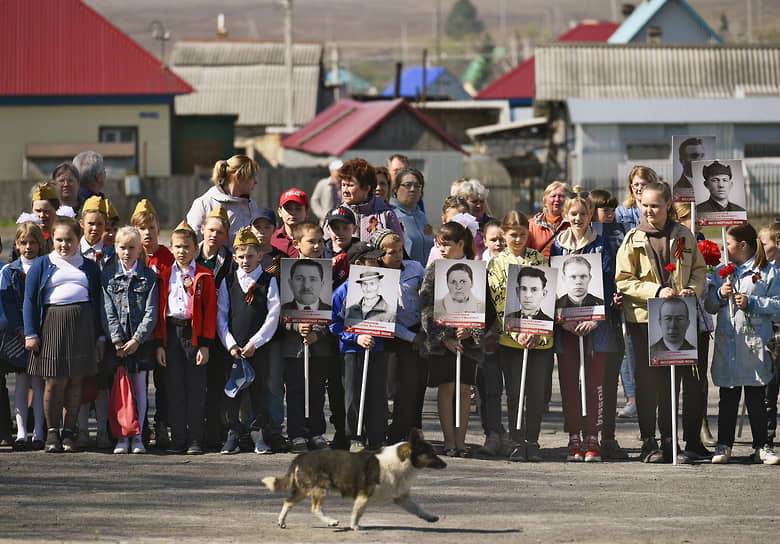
[719,262,757,333]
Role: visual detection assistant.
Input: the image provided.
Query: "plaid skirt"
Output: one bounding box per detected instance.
[28,303,98,378]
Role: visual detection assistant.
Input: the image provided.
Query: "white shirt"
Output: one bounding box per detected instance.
[20,256,34,274]
[44,252,89,305]
[217,265,280,351]
[120,260,138,278]
[167,260,196,319]
[80,238,106,263]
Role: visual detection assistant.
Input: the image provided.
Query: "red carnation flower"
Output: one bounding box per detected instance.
[753,272,761,284]
[718,263,736,279]
[698,240,721,267]
[665,263,677,273]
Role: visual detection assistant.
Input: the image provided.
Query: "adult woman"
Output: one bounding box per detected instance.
[616,166,658,229]
[186,155,260,246]
[526,181,570,261]
[390,167,432,266]
[456,179,493,257]
[374,166,392,203]
[339,158,403,244]
[52,162,81,212]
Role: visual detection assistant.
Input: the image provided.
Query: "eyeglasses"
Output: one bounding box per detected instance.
[631,183,647,191]
[398,182,422,190]
[567,191,590,199]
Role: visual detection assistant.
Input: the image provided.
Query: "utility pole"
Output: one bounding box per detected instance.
[434,0,441,65]
[283,0,294,131]
[148,20,170,65]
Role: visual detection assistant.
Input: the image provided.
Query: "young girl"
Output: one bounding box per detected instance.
[759,222,780,451]
[23,216,103,453]
[420,222,485,457]
[705,224,780,464]
[550,192,616,462]
[102,227,159,454]
[1,222,46,450]
[486,211,550,461]
[615,166,658,229]
[615,181,706,463]
[481,219,505,261]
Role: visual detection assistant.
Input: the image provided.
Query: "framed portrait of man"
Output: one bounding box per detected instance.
[647,297,697,366]
[549,254,605,322]
[280,258,333,324]
[692,159,748,227]
[344,265,400,337]
[433,259,486,328]
[672,135,716,203]
[504,264,557,334]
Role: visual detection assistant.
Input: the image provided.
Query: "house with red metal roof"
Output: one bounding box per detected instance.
[0,0,193,179]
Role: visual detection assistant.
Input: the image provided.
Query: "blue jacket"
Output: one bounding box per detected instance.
[390,197,434,267]
[615,205,641,230]
[550,234,617,353]
[101,259,159,345]
[1,259,27,333]
[330,281,384,353]
[23,255,103,339]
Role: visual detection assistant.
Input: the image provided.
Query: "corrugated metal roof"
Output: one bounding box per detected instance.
[568,98,780,123]
[536,43,780,100]
[282,99,466,156]
[608,0,721,44]
[1,0,192,96]
[170,41,323,127]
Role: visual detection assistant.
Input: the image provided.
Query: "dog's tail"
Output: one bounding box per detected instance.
[262,467,295,493]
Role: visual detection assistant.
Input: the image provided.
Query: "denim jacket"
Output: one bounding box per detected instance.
[102,260,159,345]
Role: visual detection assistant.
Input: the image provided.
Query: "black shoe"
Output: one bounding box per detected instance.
[661,438,690,464]
[155,424,170,449]
[30,439,45,451]
[166,442,187,455]
[639,438,664,463]
[12,438,28,451]
[329,432,349,451]
[683,441,712,460]
[268,434,288,453]
[61,428,79,453]
[45,429,62,453]
[186,441,203,455]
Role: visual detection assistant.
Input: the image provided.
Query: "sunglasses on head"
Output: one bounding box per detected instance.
[567,191,590,199]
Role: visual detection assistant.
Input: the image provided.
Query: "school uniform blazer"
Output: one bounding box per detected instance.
[1,259,27,333]
[154,262,216,348]
[22,254,103,339]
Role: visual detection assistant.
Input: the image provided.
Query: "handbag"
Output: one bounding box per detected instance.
[224,357,256,398]
[0,330,29,369]
[108,366,140,438]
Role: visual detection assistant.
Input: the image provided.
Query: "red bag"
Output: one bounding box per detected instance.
[108,367,140,438]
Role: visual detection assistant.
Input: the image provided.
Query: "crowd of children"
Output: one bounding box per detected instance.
[2,153,780,467]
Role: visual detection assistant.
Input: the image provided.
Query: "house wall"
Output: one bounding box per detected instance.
[630,0,715,44]
[0,104,171,179]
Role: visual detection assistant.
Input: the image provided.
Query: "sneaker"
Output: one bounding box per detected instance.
[113,437,130,454]
[130,436,146,454]
[509,441,527,462]
[683,441,712,460]
[584,435,601,463]
[309,435,329,450]
[186,441,203,455]
[526,441,542,462]
[254,439,272,454]
[756,445,780,465]
[567,435,584,462]
[476,433,502,457]
[640,438,664,463]
[618,401,637,418]
[97,429,113,450]
[600,438,628,460]
[711,444,731,464]
[74,429,90,450]
[45,429,62,453]
[61,429,78,453]
[349,440,364,453]
[268,434,288,453]
[289,436,309,454]
[221,432,240,455]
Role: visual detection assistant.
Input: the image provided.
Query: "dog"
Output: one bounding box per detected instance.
[262,428,446,530]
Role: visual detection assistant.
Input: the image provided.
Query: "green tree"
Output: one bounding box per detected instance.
[445,0,484,39]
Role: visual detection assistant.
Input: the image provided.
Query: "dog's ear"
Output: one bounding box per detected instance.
[397,443,412,462]
[408,427,423,444]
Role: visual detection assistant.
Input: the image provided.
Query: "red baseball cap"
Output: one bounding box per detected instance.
[279,187,309,208]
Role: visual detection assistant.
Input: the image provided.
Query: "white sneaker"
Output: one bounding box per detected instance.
[711,444,731,464]
[618,402,637,418]
[113,438,130,454]
[131,435,146,454]
[756,446,780,465]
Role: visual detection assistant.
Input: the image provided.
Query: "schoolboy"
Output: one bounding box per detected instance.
[131,199,174,448]
[250,207,285,273]
[330,241,388,452]
[217,228,280,455]
[154,221,216,455]
[102,201,120,248]
[272,188,310,258]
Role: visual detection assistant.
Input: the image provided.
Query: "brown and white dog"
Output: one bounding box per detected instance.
[262,428,446,530]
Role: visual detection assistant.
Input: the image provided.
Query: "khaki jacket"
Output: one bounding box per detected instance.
[615,223,706,323]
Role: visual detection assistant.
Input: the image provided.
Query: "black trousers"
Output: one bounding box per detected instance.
[500,346,553,444]
[204,345,228,445]
[327,352,346,438]
[601,350,623,440]
[165,323,207,445]
[766,374,779,446]
[628,322,673,439]
[284,355,327,439]
[343,351,387,448]
[224,346,270,443]
[677,332,710,445]
[385,338,428,444]
[718,385,767,448]
[477,351,503,436]
[153,364,168,427]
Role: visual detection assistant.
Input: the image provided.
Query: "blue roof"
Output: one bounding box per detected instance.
[380,66,447,97]
[608,0,722,44]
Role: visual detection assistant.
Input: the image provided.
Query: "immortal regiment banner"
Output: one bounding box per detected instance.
[692,158,749,226]
[343,265,400,338]
[672,135,716,203]
[550,253,605,322]
[280,258,333,324]
[647,297,698,366]
[433,259,486,328]
[504,264,557,335]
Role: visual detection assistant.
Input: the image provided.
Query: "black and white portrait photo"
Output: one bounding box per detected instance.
[344,265,400,337]
[433,259,486,328]
[504,264,557,334]
[549,254,605,322]
[672,135,715,203]
[647,297,698,366]
[280,258,333,324]
[692,159,748,226]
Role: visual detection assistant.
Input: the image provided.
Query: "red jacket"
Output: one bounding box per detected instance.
[526,211,569,261]
[154,262,216,348]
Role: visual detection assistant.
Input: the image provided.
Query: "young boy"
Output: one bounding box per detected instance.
[273,188,310,258]
[196,205,234,449]
[330,241,389,452]
[155,221,216,455]
[131,199,174,449]
[250,207,285,273]
[216,228,280,454]
[281,221,332,453]
[324,206,359,287]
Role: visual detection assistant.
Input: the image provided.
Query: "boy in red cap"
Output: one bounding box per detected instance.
[272,188,309,258]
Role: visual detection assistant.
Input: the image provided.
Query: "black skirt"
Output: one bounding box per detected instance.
[28,303,97,378]
[427,352,477,387]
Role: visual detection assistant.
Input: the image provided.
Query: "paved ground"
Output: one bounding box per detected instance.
[2,370,779,544]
